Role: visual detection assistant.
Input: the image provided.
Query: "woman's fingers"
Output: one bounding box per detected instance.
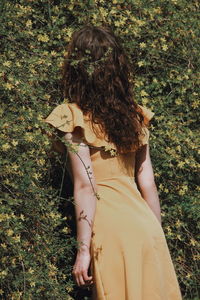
[82,270,93,282]
[73,269,93,287]
[78,274,85,286]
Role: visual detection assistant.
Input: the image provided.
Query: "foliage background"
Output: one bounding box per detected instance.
[0,0,199,299]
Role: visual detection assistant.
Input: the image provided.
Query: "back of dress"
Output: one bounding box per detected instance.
[45,102,182,300]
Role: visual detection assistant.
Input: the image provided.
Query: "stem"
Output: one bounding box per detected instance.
[21,259,26,295]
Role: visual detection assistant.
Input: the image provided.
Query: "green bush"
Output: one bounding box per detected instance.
[0,0,199,299]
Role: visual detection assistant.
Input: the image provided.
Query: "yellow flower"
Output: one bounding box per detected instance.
[12,235,21,243]
[28,268,34,274]
[25,134,33,142]
[110,149,117,157]
[68,4,74,10]
[178,185,188,195]
[2,143,11,151]
[3,61,11,67]
[136,19,145,26]
[37,158,45,166]
[62,227,69,234]
[177,161,185,168]
[11,140,18,147]
[0,270,8,277]
[186,273,192,279]
[99,7,108,17]
[162,44,168,51]
[175,220,182,228]
[138,61,144,67]
[51,16,57,23]
[30,282,36,287]
[103,145,117,156]
[140,90,149,97]
[66,28,73,38]
[160,37,166,43]
[175,98,182,105]
[154,7,162,14]
[4,83,13,90]
[20,214,25,221]
[139,42,146,49]
[178,189,184,195]
[192,100,199,109]
[26,20,32,27]
[135,80,143,87]
[33,173,41,180]
[142,97,148,105]
[7,229,14,236]
[11,164,19,171]
[51,50,57,56]
[151,42,156,48]
[190,238,196,246]
[114,21,121,27]
[1,243,7,249]
[44,94,51,100]
[30,68,36,74]
[0,213,10,221]
[37,34,49,42]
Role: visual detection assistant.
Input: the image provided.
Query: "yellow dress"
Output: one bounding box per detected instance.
[45,102,182,300]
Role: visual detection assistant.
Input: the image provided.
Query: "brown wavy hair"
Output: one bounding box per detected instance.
[62,25,145,152]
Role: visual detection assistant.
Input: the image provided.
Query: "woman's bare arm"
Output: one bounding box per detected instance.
[64,128,97,250]
[63,127,97,286]
[135,144,161,225]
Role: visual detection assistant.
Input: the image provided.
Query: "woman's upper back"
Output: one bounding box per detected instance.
[44,102,154,180]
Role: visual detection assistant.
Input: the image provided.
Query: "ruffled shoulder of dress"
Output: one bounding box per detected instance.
[44,102,83,132]
[44,102,154,153]
[138,104,155,126]
[44,102,98,145]
[137,105,155,146]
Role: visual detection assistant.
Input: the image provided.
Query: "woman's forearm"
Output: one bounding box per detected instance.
[74,185,96,252]
[138,181,161,224]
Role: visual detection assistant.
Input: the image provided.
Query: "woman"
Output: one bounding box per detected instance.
[45,25,182,299]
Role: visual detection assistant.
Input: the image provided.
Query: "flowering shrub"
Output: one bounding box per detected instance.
[0,0,199,299]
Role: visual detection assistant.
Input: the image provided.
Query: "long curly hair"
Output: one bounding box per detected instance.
[62,25,145,152]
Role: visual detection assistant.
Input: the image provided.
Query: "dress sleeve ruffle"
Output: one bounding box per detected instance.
[44,103,99,150]
[139,105,154,126]
[44,102,154,153]
[44,102,97,145]
[45,103,83,133]
[138,105,155,145]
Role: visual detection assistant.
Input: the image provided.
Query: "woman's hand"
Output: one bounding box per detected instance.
[72,247,93,287]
